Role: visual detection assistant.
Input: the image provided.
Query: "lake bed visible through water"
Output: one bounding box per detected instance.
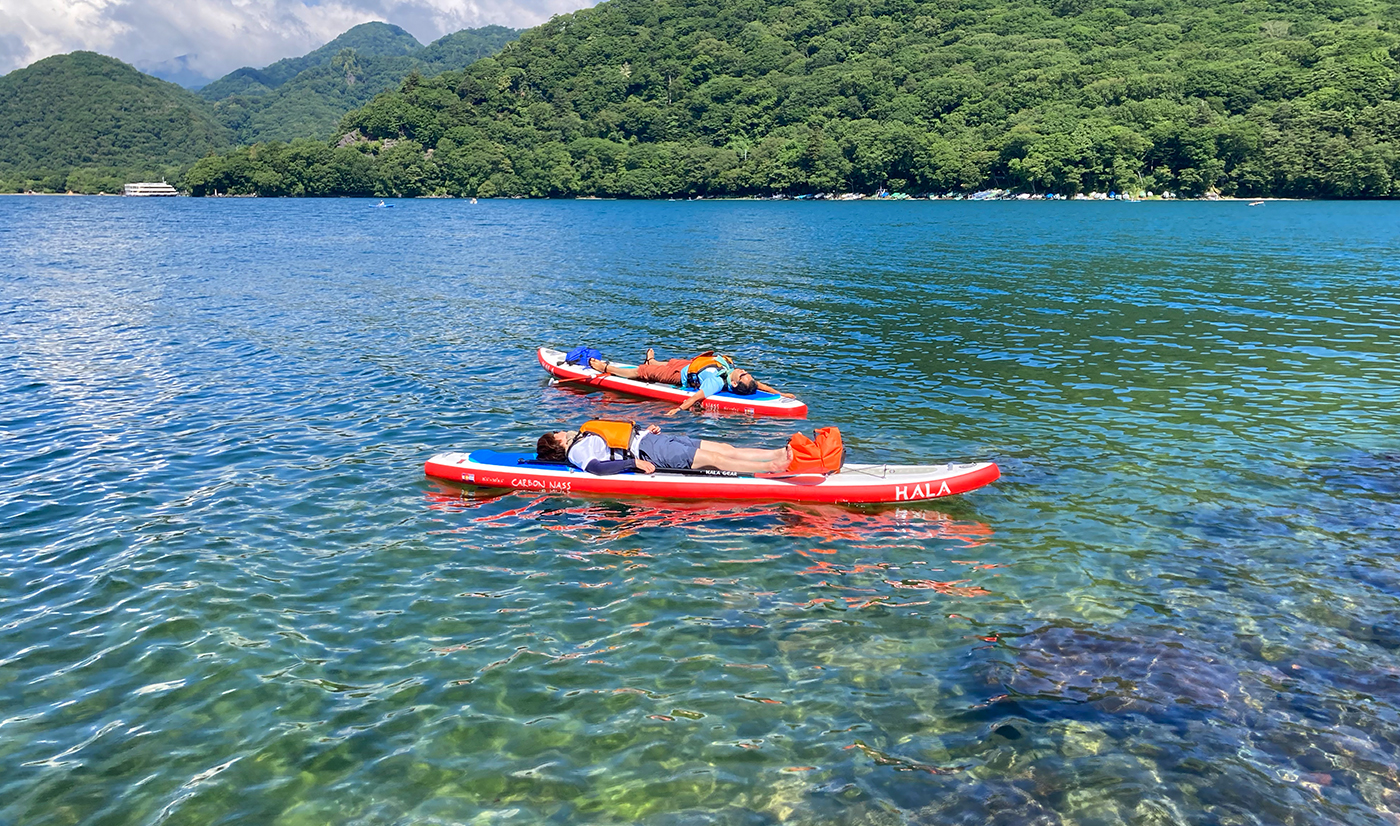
[1,197,1398,825]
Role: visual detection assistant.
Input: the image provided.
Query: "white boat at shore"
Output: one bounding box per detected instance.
[123,182,178,197]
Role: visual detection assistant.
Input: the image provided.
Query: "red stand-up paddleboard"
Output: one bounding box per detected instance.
[425,450,1001,505]
[538,347,808,418]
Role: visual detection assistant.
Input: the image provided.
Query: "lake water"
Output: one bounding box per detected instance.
[2,196,1398,825]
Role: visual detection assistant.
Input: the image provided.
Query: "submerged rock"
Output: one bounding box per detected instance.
[982,624,1262,720]
[906,778,1064,826]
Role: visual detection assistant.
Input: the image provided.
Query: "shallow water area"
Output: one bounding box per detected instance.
[2,196,1399,825]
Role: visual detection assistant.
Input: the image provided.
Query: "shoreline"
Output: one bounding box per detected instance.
[0,191,1311,202]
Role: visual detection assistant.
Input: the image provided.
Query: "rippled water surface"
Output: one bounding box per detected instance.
[2,197,1399,825]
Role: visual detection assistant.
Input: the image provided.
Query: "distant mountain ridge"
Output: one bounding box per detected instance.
[200,22,519,144]
[0,22,519,193]
[199,22,426,100]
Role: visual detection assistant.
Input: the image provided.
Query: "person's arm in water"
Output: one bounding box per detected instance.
[667,389,707,416]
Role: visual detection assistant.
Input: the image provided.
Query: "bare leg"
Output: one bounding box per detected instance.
[694,442,790,473]
[588,357,642,378]
[698,441,788,463]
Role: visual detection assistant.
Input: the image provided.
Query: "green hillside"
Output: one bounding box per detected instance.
[203,23,519,144]
[0,52,231,193]
[189,0,1400,198]
[199,22,426,100]
[0,24,518,192]
[418,27,527,70]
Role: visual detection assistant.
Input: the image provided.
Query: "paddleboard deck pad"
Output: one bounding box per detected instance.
[538,347,808,418]
[426,450,1000,505]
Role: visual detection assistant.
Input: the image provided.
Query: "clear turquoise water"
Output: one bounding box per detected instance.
[2,197,1398,825]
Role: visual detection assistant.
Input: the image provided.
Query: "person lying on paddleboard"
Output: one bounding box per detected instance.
[536,420,791,475]
[588,348,795,416]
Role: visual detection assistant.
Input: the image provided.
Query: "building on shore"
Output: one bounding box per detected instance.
[123,182,179,196]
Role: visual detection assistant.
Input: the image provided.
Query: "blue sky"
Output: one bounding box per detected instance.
[0,0,597,80]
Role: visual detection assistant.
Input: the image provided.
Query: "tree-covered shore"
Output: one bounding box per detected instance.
[0,52,230,194]
[181,0,1400,199]
[0,25,516,194]
[8,0,1400,198]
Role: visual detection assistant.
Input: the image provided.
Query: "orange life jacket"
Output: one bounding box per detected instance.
[578,419,637,459]
[787,427,844,474]
[684,351,736,389]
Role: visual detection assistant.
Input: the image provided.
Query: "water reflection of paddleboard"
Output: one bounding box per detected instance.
[538,347,807,418]
[425,450,1000,505]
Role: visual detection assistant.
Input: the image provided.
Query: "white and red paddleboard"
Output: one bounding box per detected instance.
[425,450,1000,505]
[538,347,808,418]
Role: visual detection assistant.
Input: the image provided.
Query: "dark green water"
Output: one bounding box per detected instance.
[2,197,1397,825]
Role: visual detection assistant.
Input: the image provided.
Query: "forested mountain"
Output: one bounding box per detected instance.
[201,23,519,143]
[188,0,1400,198]
[418,28,530,71]
[0,52,231,193]
[199,23,426,100]
[0,24,518,192]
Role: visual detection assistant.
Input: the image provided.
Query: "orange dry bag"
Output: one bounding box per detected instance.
[787,426,843,474]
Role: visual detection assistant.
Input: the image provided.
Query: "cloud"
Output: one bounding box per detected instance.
[0,0,596,78]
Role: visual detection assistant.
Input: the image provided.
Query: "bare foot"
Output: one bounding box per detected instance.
[588,357,610,373]
[767,448,792,474]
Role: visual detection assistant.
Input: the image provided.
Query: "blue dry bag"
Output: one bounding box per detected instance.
[565,346,604,366]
